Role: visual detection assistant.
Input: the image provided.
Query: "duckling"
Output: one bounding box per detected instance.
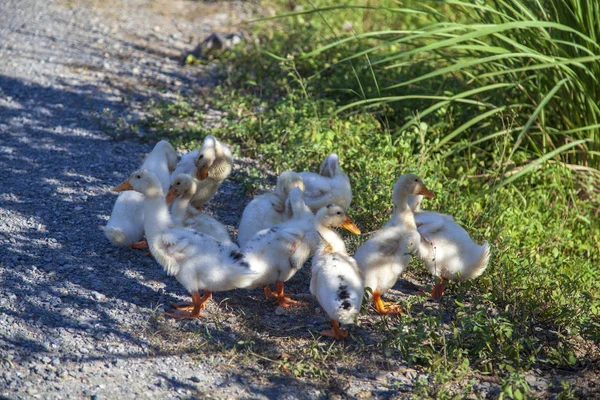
[167,174,235,247]
[113,169,257,319]
[237,171,305,248]
[190,135,234,211]
[104,140,177,248]
[310,205,362,340]
[354,174,434,314]
[242,186,319,307]
[408,195,490,298]
[299,154,352,213]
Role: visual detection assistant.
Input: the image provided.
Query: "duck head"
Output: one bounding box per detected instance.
[316,204,361,235]
[113,169,163,198]
[392,174,434,206]
[166,174,196,205]
[319,153,341,178]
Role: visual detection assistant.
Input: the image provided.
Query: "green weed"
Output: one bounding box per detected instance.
[142,0,600,394]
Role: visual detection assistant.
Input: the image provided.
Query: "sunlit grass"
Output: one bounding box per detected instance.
[143,0,600,396]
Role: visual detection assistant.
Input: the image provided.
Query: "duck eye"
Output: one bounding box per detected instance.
[198,155,204,159]
[414,178,418,182]
[176,182,180,185]
[136,175,141,179]
[336,211,342,215]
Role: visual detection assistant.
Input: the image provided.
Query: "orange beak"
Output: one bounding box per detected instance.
[165,187,178,205]
[419,185,435,199]
[112,179,133,193]
[196,168,208,180]
[342,216,361,235]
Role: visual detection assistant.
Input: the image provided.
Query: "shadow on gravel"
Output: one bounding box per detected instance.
[0,74,201,358]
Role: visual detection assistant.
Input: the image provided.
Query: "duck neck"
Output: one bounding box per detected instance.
[143,190,172,245]
[170,193,193,226]
[392,193,417,231]
[141,153,170,192]
[191,179,220,209]
[316,223,347,255]
[287,188,311,221]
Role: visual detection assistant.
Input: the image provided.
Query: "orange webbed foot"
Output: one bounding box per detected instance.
[373,290,402,315]
[170,301,196,311]
[129,240,149,250]
[272,281,305,308]
[275,296,306,308]
[264,285,276,299]
[320,320,348,340]
[167,292,211,319]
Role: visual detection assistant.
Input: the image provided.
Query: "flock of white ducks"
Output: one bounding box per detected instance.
[105,137,490,339]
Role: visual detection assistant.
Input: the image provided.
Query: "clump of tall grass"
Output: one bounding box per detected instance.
[293,0,600,177]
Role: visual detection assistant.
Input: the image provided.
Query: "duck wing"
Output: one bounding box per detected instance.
[151,227,218,276]
[300,173,332,199]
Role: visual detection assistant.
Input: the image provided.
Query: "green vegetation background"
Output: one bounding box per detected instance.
[145,0,599,397]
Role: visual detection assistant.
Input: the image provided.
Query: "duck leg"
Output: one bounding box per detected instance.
[167,291,212,319]
[373,290,402,315]
[273,281,304,308]
[431,277,448,299]
[320,319,348,340]
[129,240,149,249]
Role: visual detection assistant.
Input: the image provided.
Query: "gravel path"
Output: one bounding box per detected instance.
[0,1,277,398]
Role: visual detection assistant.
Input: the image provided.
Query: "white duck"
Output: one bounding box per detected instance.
[354,174,434,314]
[104,140,177,248]
[310,205,363,340]
[299,154,352,213]
[167,174,236,247]
[237,171,305,248]
[407,195,491,298]
[170,149,199,180]
[242,186,322,307]
[113,169,257,319]
[190,135,234,211]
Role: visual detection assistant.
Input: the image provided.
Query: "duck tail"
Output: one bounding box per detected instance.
[470,241,490,280]
[229,256,262,289]
[230,267,260,289]
[336,306,360,325]
[103,226,129,247]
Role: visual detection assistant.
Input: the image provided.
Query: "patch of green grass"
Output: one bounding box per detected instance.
[142,0,600,395]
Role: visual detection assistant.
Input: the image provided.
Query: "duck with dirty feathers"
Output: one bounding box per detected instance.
[104,140,177,249]
[237,171,305,249]
[241,186,320,307]
[354,174,434,315]
[299,153,352,213]
[407,194,491,298]
[310,204,362,340]
[167,173,236,247]
[113,169,256,319]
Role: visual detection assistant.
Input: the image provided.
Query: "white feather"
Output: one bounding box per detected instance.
[298,154,352,212]
[104,141,176,246]
[311,252,363,325]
